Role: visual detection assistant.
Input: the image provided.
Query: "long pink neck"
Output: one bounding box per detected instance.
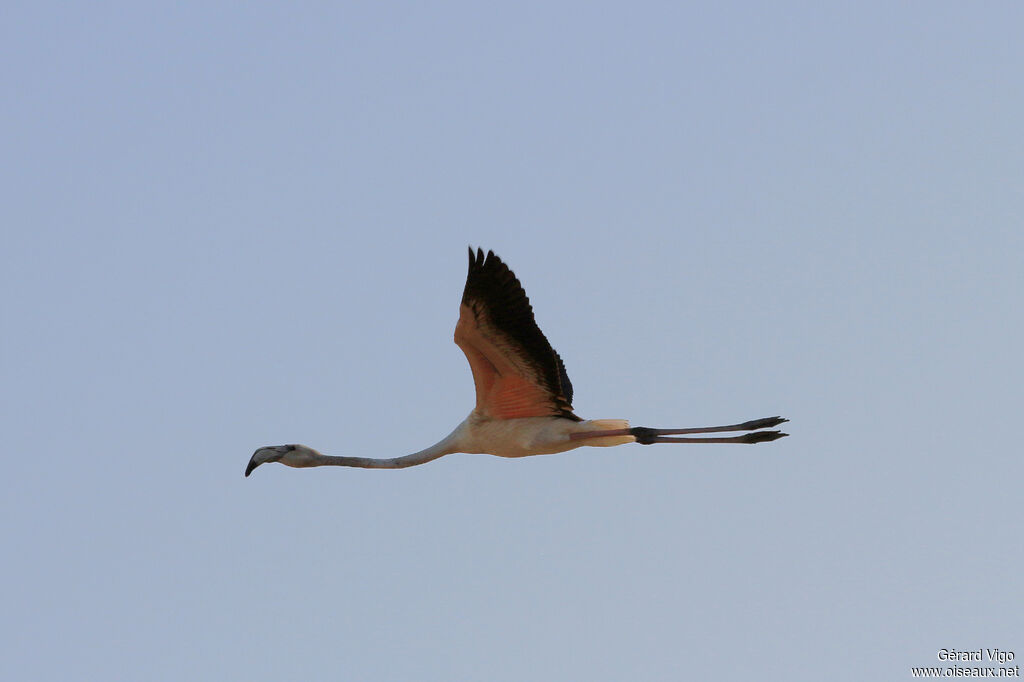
[311,429,461,469]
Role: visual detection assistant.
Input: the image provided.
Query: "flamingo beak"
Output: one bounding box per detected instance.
[244,445,294,477]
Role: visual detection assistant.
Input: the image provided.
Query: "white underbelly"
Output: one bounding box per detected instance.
[455,415,632,458]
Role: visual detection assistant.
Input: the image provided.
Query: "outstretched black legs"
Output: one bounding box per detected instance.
[568,416,789,445]
[629,416,789,445]
[630,428,788,445]
[570,416,789,445]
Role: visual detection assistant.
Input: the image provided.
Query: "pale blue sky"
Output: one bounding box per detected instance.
[3,3,1022,680]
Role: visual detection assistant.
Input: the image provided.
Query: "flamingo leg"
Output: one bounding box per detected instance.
[637,431,788,445]
[639,416,788,435]
[569,416,789,444]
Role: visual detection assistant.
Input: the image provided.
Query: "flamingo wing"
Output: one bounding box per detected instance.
[454,248,579,421]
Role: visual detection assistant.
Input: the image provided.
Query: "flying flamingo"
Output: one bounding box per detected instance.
[245,248,787,476]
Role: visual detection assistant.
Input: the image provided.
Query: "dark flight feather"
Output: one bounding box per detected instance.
[461,248,579,420]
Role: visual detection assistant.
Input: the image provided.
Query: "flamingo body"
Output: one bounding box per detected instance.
[449,415,634,458]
